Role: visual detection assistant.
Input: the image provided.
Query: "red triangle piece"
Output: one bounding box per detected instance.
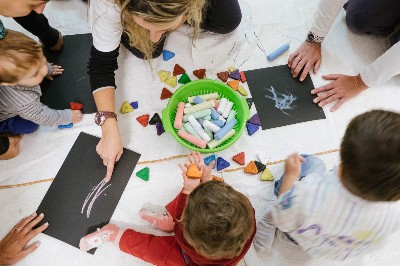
[217,71,229,82]
[240,71,247,83]
[160,88,173,100]
[136,114,150,127]
[173,64,185,76]
[70,102,83,110]
[232,152,245,165]
[193,69,206,79]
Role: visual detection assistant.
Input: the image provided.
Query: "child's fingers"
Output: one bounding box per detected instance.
[178,164,187,173]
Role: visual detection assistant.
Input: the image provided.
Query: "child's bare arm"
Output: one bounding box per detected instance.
[45,62,64,81]
[278,153,304,196]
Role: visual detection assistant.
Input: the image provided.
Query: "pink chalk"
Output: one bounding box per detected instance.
[213,100,219,110]
[174,102,185,129]
[178,130,207,149]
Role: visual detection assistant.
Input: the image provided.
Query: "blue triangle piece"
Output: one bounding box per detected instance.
[217,157,230,171]
[130,101,138,109]
[249,113,261,126]
[246,122,259,136]
[162,50,175,61]
[204,155,216,168]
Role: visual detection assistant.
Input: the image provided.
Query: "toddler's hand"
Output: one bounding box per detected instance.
[46,63,64,80]
[183,152,214,183]
[179,164,201,194]
[71,110,83,123]
[284,153,304,180]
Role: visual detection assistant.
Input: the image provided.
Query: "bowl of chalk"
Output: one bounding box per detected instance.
[162,79,250,153]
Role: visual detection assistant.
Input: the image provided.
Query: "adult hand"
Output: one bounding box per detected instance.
[96,119,123,182]
[311,74,368,112]
[45,63,64,81]
[0,213,48,265]
[284,153,304,181]
[288,42,322,81]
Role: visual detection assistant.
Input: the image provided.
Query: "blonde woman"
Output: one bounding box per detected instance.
[89,0,242,181]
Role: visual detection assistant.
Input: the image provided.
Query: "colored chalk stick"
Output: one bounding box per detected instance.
[188,115,211,142]
[136,167,150,181]
[204,155,216,167]
[165,76,177,88]
[183,122,200,138]
[244,161,258,174]
[207,129,235,149]
[254,161,266,173]
[178,73,191,84]
[249,113,261,126]
[226,110,236,123]
[58,123,73,129]
[240,71,247,83]
[158,70,171,82]
[183,109,211,122]
[246,122,259,136]
[185,103,192,108]
[136,114,150,127]
[121,101,134,114]
[221,101,233,118]
[210,108,219,120]
[203,120,221,133]
[210,119,225,128]
[193,69,206,79]
[217,157,230,171]
[267,43,290,61]
[149,113,161,125]
[188,93,219,103]
[260,168,274,181]
[246,98,253,109]
[217,71,229,82]
[187,164,202,179]
[228,69,241,80]
[184,100,215,114]
[228,66,236,73]
[70,102,83,110]
[130,101,139,109]
[232,152,245,165]
[174,102,185,129]
[156,121,164,136]
[217,98,227,114]
[215,118,237,140]
[162,50,175,61]
[178,130,207,149]
[193,96,204,104]
[227,80,239,91]
[238,85,248,96]
[173,64,185,76]
[160,88,173,100]
[203,126,213,140]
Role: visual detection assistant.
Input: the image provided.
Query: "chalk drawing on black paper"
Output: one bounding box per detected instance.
[81,179,111,218]
[264,86,297,116]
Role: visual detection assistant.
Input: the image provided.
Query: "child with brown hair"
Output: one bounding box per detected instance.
[80,152,256,265]
[254,110,400,260]
[0,23,82,141]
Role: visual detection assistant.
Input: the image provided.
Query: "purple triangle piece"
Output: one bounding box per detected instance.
[228,69,241,80]
[156,121,165,136]
[246,122,259,136]
[248,113,261,126]
[217,157,230,171]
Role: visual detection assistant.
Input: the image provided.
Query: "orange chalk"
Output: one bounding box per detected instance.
[186,164,202,179]
[174,102,185,129]
[178,130,207,149]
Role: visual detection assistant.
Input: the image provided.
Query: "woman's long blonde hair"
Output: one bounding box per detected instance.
[115,0,207,59]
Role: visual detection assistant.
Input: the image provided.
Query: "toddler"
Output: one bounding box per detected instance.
[254,110,400,260]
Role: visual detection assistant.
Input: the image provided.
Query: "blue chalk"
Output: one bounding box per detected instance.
[204,155,216,168]
[210,119,225,128]
[193,96,204,104]
[130,101,138,109]
[267,43,290,61]
[162,50,175,61]
[210,108,219,120]
[214,118,237,140]
[58,123,73,129]
[217,157,230,171]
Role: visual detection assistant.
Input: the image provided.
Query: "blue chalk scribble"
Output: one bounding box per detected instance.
[264,86,297,115]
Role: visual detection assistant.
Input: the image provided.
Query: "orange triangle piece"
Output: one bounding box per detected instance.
[227,80,239,91]
[193,69,206,79]
[187,163,202,179]
[212,175,224,182]
[217,71,229,82]
[173,64,185,76]
[244,161,258,174]
[136,114,150,127]
[160,87,173,100]
[232,152,245,165]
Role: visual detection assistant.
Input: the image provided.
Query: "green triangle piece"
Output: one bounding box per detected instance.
[136,167,149,181]
[120,101,134,114]
[178,72,191,84]
[260,168,274,181]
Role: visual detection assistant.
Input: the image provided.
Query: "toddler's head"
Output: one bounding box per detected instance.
[340,110,400,201]
[0,29,48,86]
[182,181,254,259]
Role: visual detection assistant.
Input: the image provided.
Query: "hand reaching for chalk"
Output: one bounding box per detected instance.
[0,213,49,265]
[45,63,64,81]
[311,74,368,112]
[71,110,83,123]
[288,42,321,81]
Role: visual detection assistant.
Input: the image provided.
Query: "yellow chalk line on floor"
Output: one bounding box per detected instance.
[0,149,339,189]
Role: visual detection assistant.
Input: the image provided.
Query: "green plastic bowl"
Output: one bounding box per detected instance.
[162,79,250,153]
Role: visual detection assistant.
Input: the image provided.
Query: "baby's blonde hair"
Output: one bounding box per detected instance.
[0,30,43,83]
[115,0,207,59]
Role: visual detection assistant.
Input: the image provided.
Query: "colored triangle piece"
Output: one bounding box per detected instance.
[120,101,134,114]
[238,85,248,96]
[227,80,239,91]
[240,71,247,83]
[246,98,253,109]
[232,152,245,165]
[136,114,150,127]
[162,50,175,61]
[204,155,216,169]
[136,167,150,181]
[212,175,224,182]
[186,163,202,179]
[217,71,229,82]
[160,87,173,100]
[149,113,161,125]
[228,66,236,73]
[193,69,206,79]
[130,101,139,109]
[165,76,177,88]
[173,64,185,76]
[178,72,191,84]
[70,102,83,110]
[254,161,266,173]
[156,121,165,136]
[260,168,274,181]
[246,122,259,136]
[228,69,241,80]
[158,70,171,82]
[217,157,230,171]
[244,161,258,174]
[249,113,261,126]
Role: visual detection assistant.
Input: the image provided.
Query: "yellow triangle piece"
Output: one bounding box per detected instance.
[165,76,177,88]
[228,66,236,73]
[120,101,134,114]
[260,168,274,181]
[238,85,248,96]
[158,70,171,82]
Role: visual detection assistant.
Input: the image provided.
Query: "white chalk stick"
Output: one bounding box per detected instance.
[203,120,221,133]
[188,92,219,103]
[188,115,211,142]
[226,110,236,123]
[183,122,200,138]
[222,101,233,118]
[217,98,227,114]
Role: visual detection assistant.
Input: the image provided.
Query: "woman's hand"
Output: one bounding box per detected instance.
[0,213,48,265]
[288,42,322,81]
[45,63,64,81]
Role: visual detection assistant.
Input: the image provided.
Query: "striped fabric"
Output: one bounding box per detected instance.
[0,84,71,126]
